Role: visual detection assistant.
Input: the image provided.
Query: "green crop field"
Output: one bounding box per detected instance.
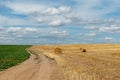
[0,45,30,71]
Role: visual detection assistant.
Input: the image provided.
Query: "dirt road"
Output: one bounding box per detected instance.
[0,51,63,80]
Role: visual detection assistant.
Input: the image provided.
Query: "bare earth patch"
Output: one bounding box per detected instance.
[0,50,63,80]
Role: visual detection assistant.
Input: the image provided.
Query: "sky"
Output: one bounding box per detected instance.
[0,0,120,44]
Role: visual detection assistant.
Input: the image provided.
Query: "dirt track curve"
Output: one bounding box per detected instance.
[0,51,63,80]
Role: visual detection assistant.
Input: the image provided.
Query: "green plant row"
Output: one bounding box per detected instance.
[0,45,30,71]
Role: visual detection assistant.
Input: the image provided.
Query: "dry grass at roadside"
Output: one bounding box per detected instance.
[29,44,120,80]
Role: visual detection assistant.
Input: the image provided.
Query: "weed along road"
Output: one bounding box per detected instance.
[0,50,63,80]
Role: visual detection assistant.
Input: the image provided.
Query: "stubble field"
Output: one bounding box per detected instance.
[29,44,120,80]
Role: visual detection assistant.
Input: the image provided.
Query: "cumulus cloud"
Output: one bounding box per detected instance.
[99,24,120,33]
[6,27,38,33]
[6,27,21,33]
[24,27,38,33]
[6,2,71,16]
[48,20,63,27]
[4,0,120,27]
[71,0,120,19]
[43,6,70,15]
[0,0,120,44]
[102,37,115,42]
[84,33,96,37]
[0,26,70,44]
[49,30,69,36]
[0,15,34,25]
[84,26,98,30]
[5,2,46,14]
[4,1,91,27]
[0,26,4,31]
[0,27,39,43]
[83,19,120,35]
[0,37,15,43]
[0,15,8,25]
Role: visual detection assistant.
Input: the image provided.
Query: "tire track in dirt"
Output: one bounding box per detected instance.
[0,50,63,80]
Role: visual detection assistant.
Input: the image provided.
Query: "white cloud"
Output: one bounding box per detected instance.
[6,2,70,15]
[49,18,72,27]
[0,37,15,42]
[4,1,120,27]
[4,27,38,34]
[2,0,120,27]
[1,0,120,44]
[102,37,115,41]
[0,15,8,25]
[15,35,23,38]
[0,15,33,25]
[24,27,37,32]
[84,33,96,37]
[44,6,70,15]
[71,0,120,19]
[0,26,39,44]
[46,8,59,15]
[0,26,70,44]
[49,30,68,36]
[6,2,72,27]
[48,20,63,27]
[6,2,46,14]
[6,27,22,33]
[99,24,120,33]
[0,26,4,31]
[84,26,98,30]
[58,6,71,13]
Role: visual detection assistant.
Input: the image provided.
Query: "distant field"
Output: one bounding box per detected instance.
[29,44,120,80]
[0,45,30,71]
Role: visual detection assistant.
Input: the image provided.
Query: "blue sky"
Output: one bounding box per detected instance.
[0,0,120,44]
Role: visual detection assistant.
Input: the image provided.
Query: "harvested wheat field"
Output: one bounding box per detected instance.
[29,44,120,80]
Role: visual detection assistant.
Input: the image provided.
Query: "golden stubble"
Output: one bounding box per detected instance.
[29,44,120,80]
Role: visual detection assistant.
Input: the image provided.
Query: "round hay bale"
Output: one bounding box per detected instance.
[55,48,62,54]
[80,48,82,51]
[82,49,86,52]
